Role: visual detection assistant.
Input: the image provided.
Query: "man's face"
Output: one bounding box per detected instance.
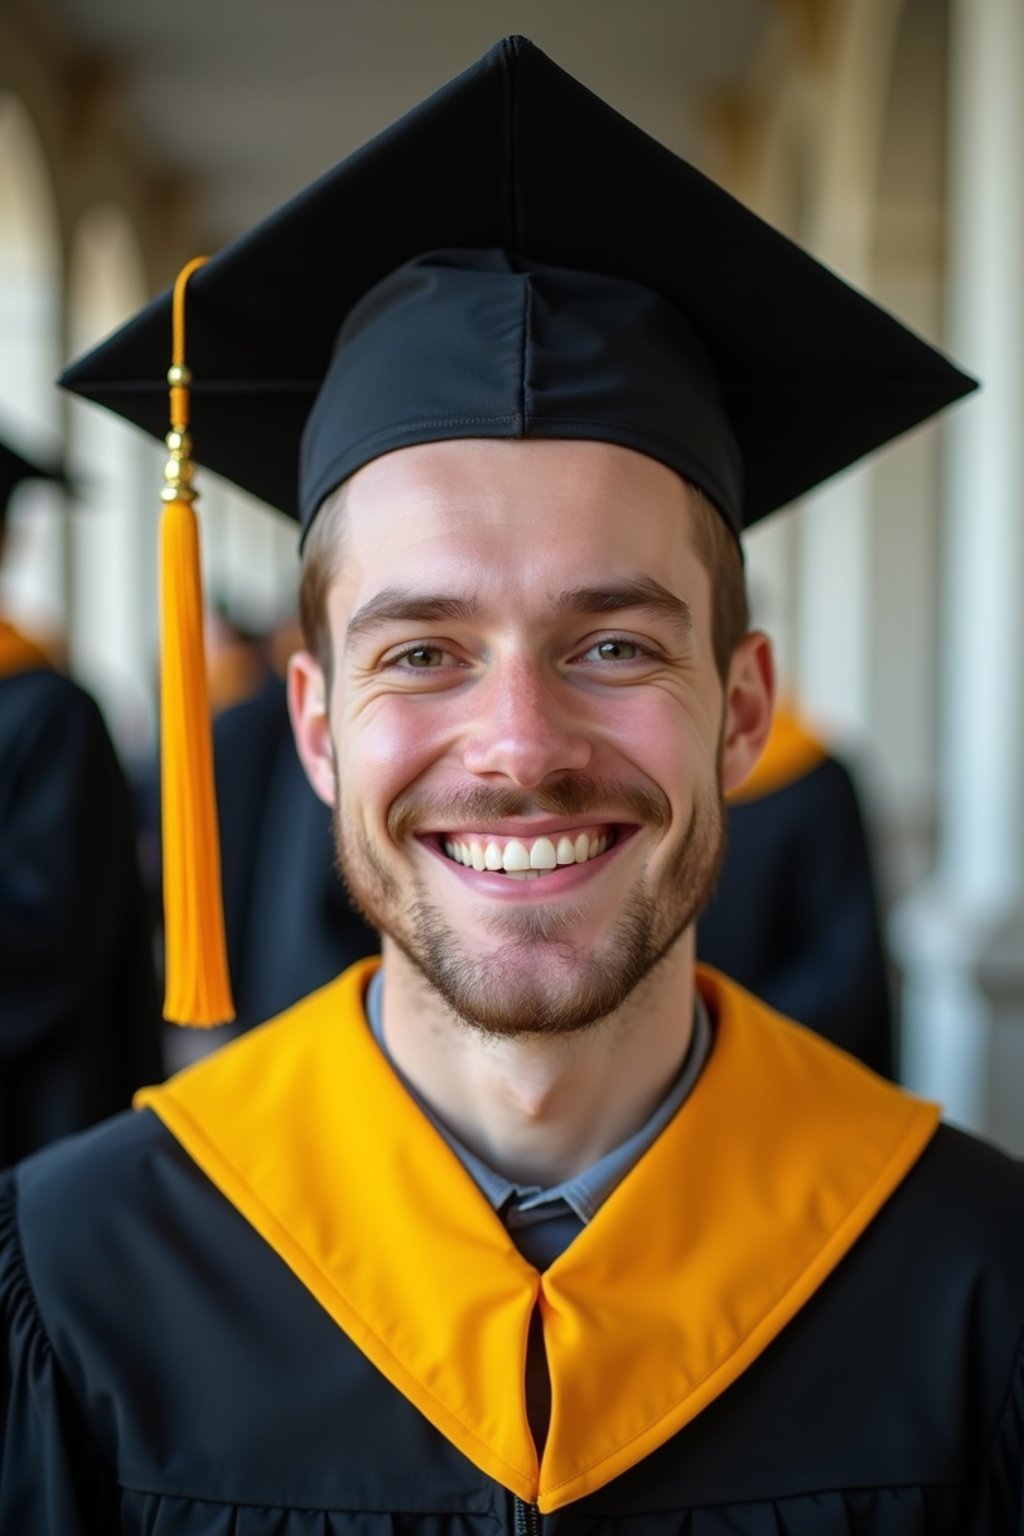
[293,438,765,1038]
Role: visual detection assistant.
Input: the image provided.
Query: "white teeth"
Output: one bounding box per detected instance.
[529,836,557,870]
[444,829,614,872]
[502,839,531,872]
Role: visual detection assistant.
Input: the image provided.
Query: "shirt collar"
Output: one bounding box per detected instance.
[364,968,712,1225]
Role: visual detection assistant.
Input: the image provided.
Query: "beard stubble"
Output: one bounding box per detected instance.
[331,766,725,1040]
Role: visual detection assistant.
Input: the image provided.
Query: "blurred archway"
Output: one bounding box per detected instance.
[0,91,65,634]
[67,200,158,753]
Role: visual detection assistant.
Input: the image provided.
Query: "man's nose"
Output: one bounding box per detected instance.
[461,660,592,786]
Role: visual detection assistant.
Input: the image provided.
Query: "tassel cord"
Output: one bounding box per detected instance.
[159,255,235,1026]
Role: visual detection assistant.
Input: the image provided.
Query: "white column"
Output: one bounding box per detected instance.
[940,0,1024,899]
[791,0,902,746]
[893,0,1024,1150]
[744,509,799,689]
[794,470,872,738]
[204,483,294,637]
[794,191,876,745]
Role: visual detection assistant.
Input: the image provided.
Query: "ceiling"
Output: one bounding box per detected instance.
[44,0,774,247]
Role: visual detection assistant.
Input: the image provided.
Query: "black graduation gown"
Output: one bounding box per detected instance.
[0,663,162,1166]
[1,964,1022,1535]
[698,754,894,1076]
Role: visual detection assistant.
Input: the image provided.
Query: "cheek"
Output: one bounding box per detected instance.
[332,680,722,827]
[335,695,457,816]
[597,689,719,799]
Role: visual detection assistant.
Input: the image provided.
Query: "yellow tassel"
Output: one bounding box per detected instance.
[159,257,235,1026]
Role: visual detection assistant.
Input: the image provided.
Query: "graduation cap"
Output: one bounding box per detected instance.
[0,435,65,531]
[59,35,976,1026]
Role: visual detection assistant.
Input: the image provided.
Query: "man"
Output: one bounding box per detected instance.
[2,37,1022,1534]
[0,436,161,1166]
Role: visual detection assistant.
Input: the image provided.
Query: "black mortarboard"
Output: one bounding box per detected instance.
[0,437,64,531]
[59,35,975,543]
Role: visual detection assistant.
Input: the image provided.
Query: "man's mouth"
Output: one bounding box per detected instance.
[439,826,617,880]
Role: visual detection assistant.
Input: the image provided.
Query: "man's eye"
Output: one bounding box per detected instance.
[589,638,643,661]
[399,646,446,668]
[380,641,469,676]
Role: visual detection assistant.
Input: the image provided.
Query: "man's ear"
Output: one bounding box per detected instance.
[720,630,775,796]
[287,650,336,807]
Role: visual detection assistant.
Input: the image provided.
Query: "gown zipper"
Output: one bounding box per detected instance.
[514,1495,540,1536]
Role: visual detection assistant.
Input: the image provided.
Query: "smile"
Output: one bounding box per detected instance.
[440,826,615,880]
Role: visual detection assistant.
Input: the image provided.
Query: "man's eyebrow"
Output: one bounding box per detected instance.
[345,575,693,646]
[553,576,694,637]
[346,588,481,646]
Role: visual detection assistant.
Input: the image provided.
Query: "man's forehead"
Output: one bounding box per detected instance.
[337,436,698,538]
[328,439,700,591]
[323,441,710,628]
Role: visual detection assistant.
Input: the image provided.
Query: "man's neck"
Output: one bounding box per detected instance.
[378,935,697,1188]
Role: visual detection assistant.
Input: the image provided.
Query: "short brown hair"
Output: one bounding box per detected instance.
[298,477,748,685]
[684,487,750,681]
[298,483,347,685]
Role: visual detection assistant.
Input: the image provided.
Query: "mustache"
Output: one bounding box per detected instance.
[388,775,671,841]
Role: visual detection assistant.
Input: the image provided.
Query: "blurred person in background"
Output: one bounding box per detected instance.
[698,696,894,1075]
[0,435,162,1165]
[204,603,273,716]
[213,621,378,1033]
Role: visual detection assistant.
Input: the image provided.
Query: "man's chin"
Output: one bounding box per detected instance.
[391,898,683,1039]
[406,957,638,1040]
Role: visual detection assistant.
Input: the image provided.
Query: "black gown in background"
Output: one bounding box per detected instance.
[0,662,162,1165]
[699,752,894,1075]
